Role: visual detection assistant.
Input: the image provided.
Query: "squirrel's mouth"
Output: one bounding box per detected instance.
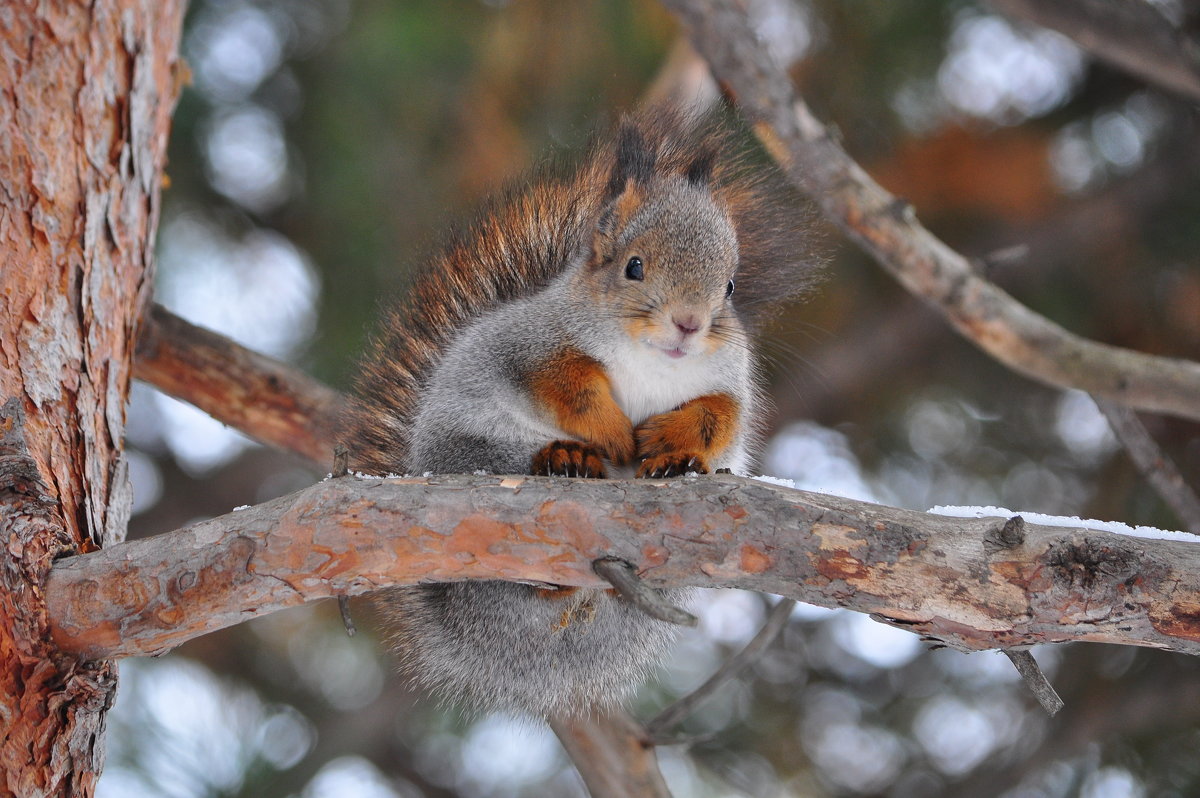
[646,340,691,359]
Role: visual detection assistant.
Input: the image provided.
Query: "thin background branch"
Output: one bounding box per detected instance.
[135,303,344,466]
[990,0,1200,104]
[1094,398,1200,535]
[646,597,797,740]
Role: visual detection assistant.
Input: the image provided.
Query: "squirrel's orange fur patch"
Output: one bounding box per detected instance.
[635,393,739,473]
[527,349,635,466]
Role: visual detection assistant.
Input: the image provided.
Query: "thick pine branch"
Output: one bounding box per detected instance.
[662,0,1200,424]
[44,471,1200,662]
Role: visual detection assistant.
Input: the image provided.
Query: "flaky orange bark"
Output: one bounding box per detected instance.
[0,2,184,795]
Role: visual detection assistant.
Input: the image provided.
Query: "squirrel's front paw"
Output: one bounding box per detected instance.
[636,453,709,478]
[532,440,608,478]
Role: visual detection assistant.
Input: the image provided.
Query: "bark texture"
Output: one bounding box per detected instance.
[43,473,1200,662]
[0,2,184,795]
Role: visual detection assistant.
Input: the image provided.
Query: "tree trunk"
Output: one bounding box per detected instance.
[0,2,184,795]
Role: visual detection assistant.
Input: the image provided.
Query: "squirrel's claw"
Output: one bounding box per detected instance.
[636,452,709,479]
[532,440,608,479]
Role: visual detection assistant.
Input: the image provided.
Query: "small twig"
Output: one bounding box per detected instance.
[1004,649,1064,716]
[645,729,722,748]
[593,558,697,627]
[1094,398,1200,535]
[332,444,349,479]
[984,515,1028,552]
[645,597,796,739]
[337,595,357,637]
[976,243,1030,276]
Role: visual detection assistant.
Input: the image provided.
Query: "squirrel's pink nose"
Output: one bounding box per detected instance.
[673,314,702,336]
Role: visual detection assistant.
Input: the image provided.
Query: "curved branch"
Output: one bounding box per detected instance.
[662,0,1200,424]
[646,597,796,739]
[44,472,1200,663]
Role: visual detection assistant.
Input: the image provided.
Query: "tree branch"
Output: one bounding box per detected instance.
[1002,649,1064,716]
[646,597,796,739]
[1094,398,1200,535]
[594,557,698,627]
[550,710,671,798]
[662,0,1200,424]
[549,710,672,796]
[43,471,1200,662]
[134,303,345,466]
[989,0,1200,104]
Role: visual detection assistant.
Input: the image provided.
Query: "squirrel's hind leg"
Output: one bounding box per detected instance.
[407,431,532,476]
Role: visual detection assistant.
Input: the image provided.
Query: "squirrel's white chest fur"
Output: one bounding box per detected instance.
[602,339,724,427]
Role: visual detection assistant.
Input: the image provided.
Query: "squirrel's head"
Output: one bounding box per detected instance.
[583,123,741,361]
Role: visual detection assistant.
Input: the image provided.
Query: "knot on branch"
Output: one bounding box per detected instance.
[1046,537,1140,590]
[984,515,1027,552]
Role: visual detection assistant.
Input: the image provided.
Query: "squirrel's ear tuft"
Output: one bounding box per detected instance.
[685,149,715,187]
[606,124,656,200]
[596,206,617,236]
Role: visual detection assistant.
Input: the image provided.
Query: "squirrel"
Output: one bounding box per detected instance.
[346,107,821,717]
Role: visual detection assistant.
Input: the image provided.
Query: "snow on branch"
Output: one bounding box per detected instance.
[663,0,1200,424]
[44,471,1200,661]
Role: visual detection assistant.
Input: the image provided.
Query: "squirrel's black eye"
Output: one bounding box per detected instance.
[725,279,735,298]
[625,257,644,281]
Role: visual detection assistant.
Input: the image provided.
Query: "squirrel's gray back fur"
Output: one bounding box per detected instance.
[347,108,822,717]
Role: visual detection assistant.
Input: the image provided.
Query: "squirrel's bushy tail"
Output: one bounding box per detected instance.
[348,107,821,474]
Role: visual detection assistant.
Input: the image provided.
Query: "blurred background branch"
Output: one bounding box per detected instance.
[550,711,673,798]
[989,0,1200,104]
[1094,398,1200,534]
[136,303,344,466]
